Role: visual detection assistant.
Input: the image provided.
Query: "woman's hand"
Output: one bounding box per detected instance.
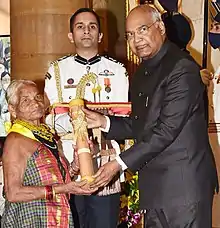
[65,180,98,195]
[69,147,80,176]
[69,162,79,176]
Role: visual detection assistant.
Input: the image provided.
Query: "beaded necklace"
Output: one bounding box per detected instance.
[14,119,54,142]
[11,119,66,181]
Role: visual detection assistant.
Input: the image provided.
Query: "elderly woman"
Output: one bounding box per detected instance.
[1,79,96,227]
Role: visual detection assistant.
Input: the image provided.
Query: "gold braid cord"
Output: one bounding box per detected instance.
[75,72,97,99]
[54,61,63,103]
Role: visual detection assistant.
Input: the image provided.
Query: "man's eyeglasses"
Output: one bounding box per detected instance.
[125,20,158,41]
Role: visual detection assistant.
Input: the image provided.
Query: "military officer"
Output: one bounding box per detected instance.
[44,8,129,228]
[208,1,220,125]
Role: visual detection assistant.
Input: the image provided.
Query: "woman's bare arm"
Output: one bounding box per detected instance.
[3,133,47,202]
[3,133,96,203]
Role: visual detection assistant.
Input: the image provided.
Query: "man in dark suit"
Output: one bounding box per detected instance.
[84,4,218,227]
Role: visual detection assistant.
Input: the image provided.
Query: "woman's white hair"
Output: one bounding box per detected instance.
[6,79,37,106]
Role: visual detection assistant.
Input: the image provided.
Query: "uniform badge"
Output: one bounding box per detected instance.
[67,78,74,84]
[99,69,115,76]
[145,97,149,107]
[104,78,111,93]
[64,78,77,89]
[45,72,52,80]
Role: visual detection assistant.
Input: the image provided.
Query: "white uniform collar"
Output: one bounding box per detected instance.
[74,54,101,65]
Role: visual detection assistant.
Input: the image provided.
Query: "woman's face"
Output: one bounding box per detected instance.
[11,84,45,123]
[1,74,10,91]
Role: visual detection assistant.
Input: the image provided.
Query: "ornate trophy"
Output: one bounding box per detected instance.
[68,72,98,182]
[51,99,131,189]
[69,98,94,182]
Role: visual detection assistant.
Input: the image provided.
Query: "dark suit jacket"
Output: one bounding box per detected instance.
[106,41,218,209]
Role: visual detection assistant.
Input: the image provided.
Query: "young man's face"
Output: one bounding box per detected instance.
[68,12,103,50]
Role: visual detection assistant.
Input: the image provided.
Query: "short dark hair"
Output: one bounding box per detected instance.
[162,12,192,50]
[1,71,9,79]
[69,8,101,33]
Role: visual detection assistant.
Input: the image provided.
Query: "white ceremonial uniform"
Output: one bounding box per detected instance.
[208,65,220,226]
[209,66,220,124]
[0,164,4,216]
[45,54,129,163]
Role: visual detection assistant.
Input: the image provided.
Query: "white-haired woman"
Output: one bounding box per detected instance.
[1,80,96,227]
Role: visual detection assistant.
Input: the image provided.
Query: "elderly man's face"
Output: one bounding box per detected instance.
[13,84,44,123]
[126,7,165,59]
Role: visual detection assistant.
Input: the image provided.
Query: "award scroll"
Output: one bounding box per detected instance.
[69,98,95,182]
[51,101,131,192]
[50,101,131,193]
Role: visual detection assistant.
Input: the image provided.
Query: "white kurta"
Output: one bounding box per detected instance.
[208,66,220,227]
[0,165,4,215]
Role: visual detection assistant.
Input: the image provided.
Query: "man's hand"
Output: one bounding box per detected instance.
[90,160,121,189]
[82,108,107,129]
[200,69,213,86]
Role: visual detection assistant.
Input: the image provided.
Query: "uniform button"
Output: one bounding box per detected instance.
[145,71,149,76]
[69,96,72,99]
[138,92,143,97]
[134,115,138,120]
[106,96,109,100]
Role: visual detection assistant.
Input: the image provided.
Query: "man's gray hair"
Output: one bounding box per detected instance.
[6,79,36,106]
[149,5,162,22]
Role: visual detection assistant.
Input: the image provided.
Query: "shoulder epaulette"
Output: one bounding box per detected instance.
[45,72,52,80]
[50,60,58,66]
[103,55,125,67]
[50,54,73,65]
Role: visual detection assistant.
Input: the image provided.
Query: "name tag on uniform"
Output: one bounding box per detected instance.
[146,97,149,107]
[64,84,78,89]
[98,69,115,76]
